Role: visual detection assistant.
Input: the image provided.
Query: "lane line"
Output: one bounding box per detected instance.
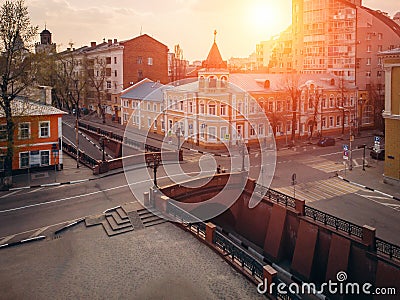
[0,190,21,199]
[0,234,16,244]
[29,226,49,238]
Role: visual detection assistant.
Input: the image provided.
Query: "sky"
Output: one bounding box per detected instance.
[23,0,400,62]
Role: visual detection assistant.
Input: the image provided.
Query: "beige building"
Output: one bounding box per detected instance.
[380,48,400,185]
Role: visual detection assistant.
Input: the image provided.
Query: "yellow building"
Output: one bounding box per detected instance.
[380,48,400,185]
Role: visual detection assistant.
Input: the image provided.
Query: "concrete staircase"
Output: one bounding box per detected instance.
[84,202,167,237]
[137,208,167,228]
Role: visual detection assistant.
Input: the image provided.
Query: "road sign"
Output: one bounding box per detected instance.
[374,136,381,143]
[343,144,349,160]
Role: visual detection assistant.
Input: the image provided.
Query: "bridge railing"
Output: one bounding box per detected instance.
[61,141,99,168]
[375,238,400,261]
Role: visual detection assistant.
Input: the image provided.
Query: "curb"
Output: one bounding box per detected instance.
[337,175,400,201]
[0,235,46,249]
[54,218,85,235]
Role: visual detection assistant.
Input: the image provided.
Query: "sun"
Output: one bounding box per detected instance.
[247,1,280,35]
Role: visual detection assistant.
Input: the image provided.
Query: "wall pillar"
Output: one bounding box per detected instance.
[205,222,216,244]
[362,225,376,250]
[263,265,277,297]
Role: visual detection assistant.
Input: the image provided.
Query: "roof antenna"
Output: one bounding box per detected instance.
[140,25,143,35]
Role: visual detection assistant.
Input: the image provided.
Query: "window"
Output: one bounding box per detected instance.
[154,104,157,112]
[0,124,7,141]
[268,102,273,112]
[209,76,217,88]
[378,45,383,52]
[258,124,264,136]
[200,103,205,114]
[378,33,382,40]
[336,116,341,126]
[137,56,143,64]
[147,103,151,111]
[377,71,382,77]
[138,70,143,81]
[220,105,226,116]
[106,81,111,89]
[221,127,228,140]
[366,71,371,77]
[366,58,371,65]
[114,57,117,64]
[208,127,217,140]
[322,117,326,128]
[366,33,371,40]
[19,123,30,139]
[106,57,111,64]
[148,118,152,128]
[208,104,216,115]
[114,70,117,77]
[367,45,372,52]
[20,152,29,168]
[106,68,111,76]
[41,151,49,166]
[39,121,50,138]
[250,126,256,136]
[189,102,193,113]
[148,57,153,65]
[329,116,334,127]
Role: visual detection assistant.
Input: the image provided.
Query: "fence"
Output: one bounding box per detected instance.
[61,141,99,168]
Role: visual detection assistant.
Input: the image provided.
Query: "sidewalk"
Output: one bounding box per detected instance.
[337,158,400,200]
[10,154,96,189]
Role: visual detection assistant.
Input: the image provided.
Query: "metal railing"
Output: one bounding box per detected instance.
[61,141,99,168]
[214,231,264,281]
[304,206,363,238]
[375,238,400,260]
[254,183,296,208]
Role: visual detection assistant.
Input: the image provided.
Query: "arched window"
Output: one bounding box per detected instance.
[264,80,270,88]
[221,76,227,88]
[208,76,217,88]
[199,76,205,89]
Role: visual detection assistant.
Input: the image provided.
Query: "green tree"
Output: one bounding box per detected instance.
[0,0,38,187]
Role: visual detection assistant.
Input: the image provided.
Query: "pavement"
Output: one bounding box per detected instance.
[0,221,265,299]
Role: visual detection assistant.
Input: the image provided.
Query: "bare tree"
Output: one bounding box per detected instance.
[280,73,302,143]
[0,0,38,187]
[85,56,107,123]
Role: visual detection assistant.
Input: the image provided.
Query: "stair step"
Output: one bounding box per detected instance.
[128,211,145,230]
[144,218,167,227]
[116,207,129,219]
[106,215,133,231]
[142,215,162,223]
[101,221,133,237]
[106,211,130,225]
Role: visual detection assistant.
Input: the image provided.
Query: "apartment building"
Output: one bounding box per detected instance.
[58,34,169,121]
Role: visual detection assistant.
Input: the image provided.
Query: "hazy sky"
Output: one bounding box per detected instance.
[24,0,399,62]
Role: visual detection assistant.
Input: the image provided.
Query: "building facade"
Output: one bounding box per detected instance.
[0,98,65,173]
[380,48,400,185]
[58,34,169,121]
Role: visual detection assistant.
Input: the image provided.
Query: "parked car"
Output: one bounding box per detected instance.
[370,148,385,160]
[317,137,335,147]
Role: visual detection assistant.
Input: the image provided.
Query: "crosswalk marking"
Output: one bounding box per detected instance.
[274,177,361,203]
[29,226,49,238]
[298,157,343,173]
[0,234,16,244]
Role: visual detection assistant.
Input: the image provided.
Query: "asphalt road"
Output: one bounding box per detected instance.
[0,136,399,245]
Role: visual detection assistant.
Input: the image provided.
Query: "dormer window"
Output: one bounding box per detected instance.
[208,76,217,88]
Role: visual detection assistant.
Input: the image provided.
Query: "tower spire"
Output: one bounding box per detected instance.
[214,29,217,43]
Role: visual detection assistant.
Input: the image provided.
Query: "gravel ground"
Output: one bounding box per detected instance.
[0,222,265,299]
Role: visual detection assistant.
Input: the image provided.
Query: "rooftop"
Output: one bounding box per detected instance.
[0,98,66,118]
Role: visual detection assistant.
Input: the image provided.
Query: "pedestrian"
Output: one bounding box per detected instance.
[217,165,221,174]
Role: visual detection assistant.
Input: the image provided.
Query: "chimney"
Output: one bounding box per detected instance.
[108,39,112,45]
[91,41,96,47]
[114,39,117,44]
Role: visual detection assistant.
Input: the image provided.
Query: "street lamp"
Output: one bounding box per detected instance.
[357,144,367,171]
[357,95,365,136]
[238,136,246,172]
[146,153,162,188]
[99,136,109,162]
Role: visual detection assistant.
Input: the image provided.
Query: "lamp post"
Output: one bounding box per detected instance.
[357,95,365,136]
[146,153,161,188]
[238,136,246,172]
[358,144,367,171]
[99,136,108,162]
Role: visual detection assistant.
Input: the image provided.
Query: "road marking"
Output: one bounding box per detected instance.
[0,234,16,244]
[0,171,214,214]
[0,190,21,199]
[26,187,44,194]
[29,226,49,238]
[355,193,400,211]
